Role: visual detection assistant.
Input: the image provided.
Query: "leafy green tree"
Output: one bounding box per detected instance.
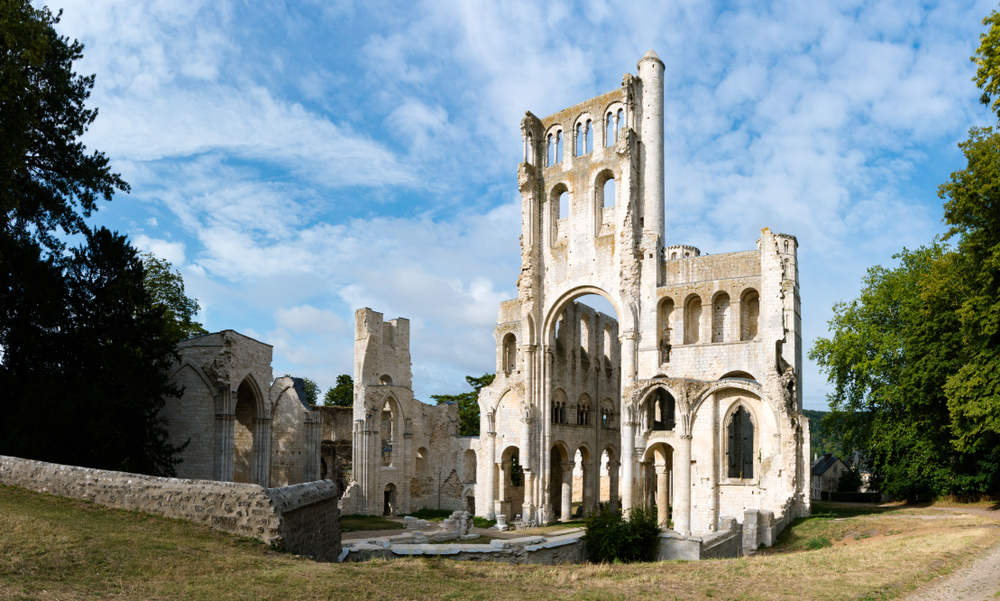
[935,126,1000,456]
[811,246,974,500]
[0,1,128,251]
[301,377,319,405]
[285,375,319,405]
[431,373,495,436]
[323,374,354,407]
[140,253,207,341]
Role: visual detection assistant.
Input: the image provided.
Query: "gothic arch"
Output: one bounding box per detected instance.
[543,285,627,347]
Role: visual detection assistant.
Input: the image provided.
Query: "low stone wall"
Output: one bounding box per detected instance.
[343,530,585,564]
[656,518,743,561]
[0,455,341,561]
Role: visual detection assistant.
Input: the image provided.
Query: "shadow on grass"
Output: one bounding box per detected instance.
[341,514,401,532]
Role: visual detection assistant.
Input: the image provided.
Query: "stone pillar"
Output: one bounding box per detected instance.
[401,431,413,513]
[621,421,636,511]
[542,346,555,523]
[484,431,496,519]
[561,461,575,521]
[637,50,665,241]
[676,434,692,535]
[621,332,637,384]
[582,461,595,516]
[656,464,670,529]
[520,415,533,521]
[214,384,234,482]
[608,460,620,511]
[252,418,271,486]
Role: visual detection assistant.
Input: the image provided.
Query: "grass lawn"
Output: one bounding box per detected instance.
[1,486,997,600]
[341,514,402,532]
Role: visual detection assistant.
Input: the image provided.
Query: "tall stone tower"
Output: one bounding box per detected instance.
[476,51,810,533]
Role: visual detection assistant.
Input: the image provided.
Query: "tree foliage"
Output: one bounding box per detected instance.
[1,229,187,475]
[431,373,495,436]
[140,253,207,341]
[323,374,353,407]
[0,4,186,476]
[0,1,128,250]
[583,504,661,563]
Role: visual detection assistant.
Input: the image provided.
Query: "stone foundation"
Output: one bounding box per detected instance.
[0,455,341,561]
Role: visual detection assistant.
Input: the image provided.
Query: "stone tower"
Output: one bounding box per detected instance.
[476,51,810,533]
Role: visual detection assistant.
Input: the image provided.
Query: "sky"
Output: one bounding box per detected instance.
[50,0,997,410]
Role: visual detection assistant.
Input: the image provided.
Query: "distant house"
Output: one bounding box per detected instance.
[811,454,848,500]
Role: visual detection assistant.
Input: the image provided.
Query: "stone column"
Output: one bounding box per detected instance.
[656,464,670,529]
[215,414,235,482]
[561,461,575,521]
[638,50,665,241]
[581,461,595,516]
[608,460,620,511]
[484,431,497,519]
[520,415,533,521]
[252,418,271,486]
[621,420,636,511]
[401,431,413,514]
[676,434,692,535]
[542,346,555,523]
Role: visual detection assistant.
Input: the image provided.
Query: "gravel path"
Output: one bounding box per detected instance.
[901,506,1000,601]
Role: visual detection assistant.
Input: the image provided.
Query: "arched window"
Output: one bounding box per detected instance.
[684,296,702,344]
[658,298,674,363]
[580,314,591,369]
[576,123,583,157]
[617,109,624,137]
[712,292,730,343]
[741,289,760,341]
[380,374,393,385]
[650,389,675,431]
[586,119,593,154]
[601,399,614,428]
[603,177,615,208]
[606,112,614,147]
[552,389,567,424]
[559,190,569,220]
[547,133,553,166]
[415,447,429,474]
[556,130,562,163]
[602,323,613,373]
[381,399,395,467]
[727,406,754,479]
[502,333,517,374]
[578,394,592,426]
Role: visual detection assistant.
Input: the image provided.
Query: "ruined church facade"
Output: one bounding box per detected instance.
[473,50,811,534]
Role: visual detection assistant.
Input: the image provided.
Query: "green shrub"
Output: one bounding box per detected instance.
[583,504,661,563]
[804,535,832,550]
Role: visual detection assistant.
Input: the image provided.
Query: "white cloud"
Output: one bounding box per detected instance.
[132,234,186,265]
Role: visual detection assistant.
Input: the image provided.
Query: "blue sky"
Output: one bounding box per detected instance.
[53,0,995,409]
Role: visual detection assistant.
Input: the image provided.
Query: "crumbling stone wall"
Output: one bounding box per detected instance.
[0,455,341,561]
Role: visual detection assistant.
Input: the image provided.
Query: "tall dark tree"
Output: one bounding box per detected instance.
[0,1,128,250]
[0,4,187,475]
[2,229,186,475]
[431,373,495,436]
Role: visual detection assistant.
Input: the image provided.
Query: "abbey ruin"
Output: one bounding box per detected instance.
[158,50,811,543]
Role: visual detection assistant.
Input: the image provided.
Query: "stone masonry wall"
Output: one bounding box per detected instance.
[0,455,341,561]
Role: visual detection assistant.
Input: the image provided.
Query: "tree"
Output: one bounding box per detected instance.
[935,127,1000,456]
[140,253,207,341]
[323,374,353,407]
[431,373,495,436]
[1,229,186,475]
[286,375,320,405]
[0,1,128,251]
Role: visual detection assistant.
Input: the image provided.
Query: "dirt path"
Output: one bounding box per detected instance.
[901,506,1000,601]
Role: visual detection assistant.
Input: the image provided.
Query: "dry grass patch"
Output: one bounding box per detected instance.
[1,486,997,601]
